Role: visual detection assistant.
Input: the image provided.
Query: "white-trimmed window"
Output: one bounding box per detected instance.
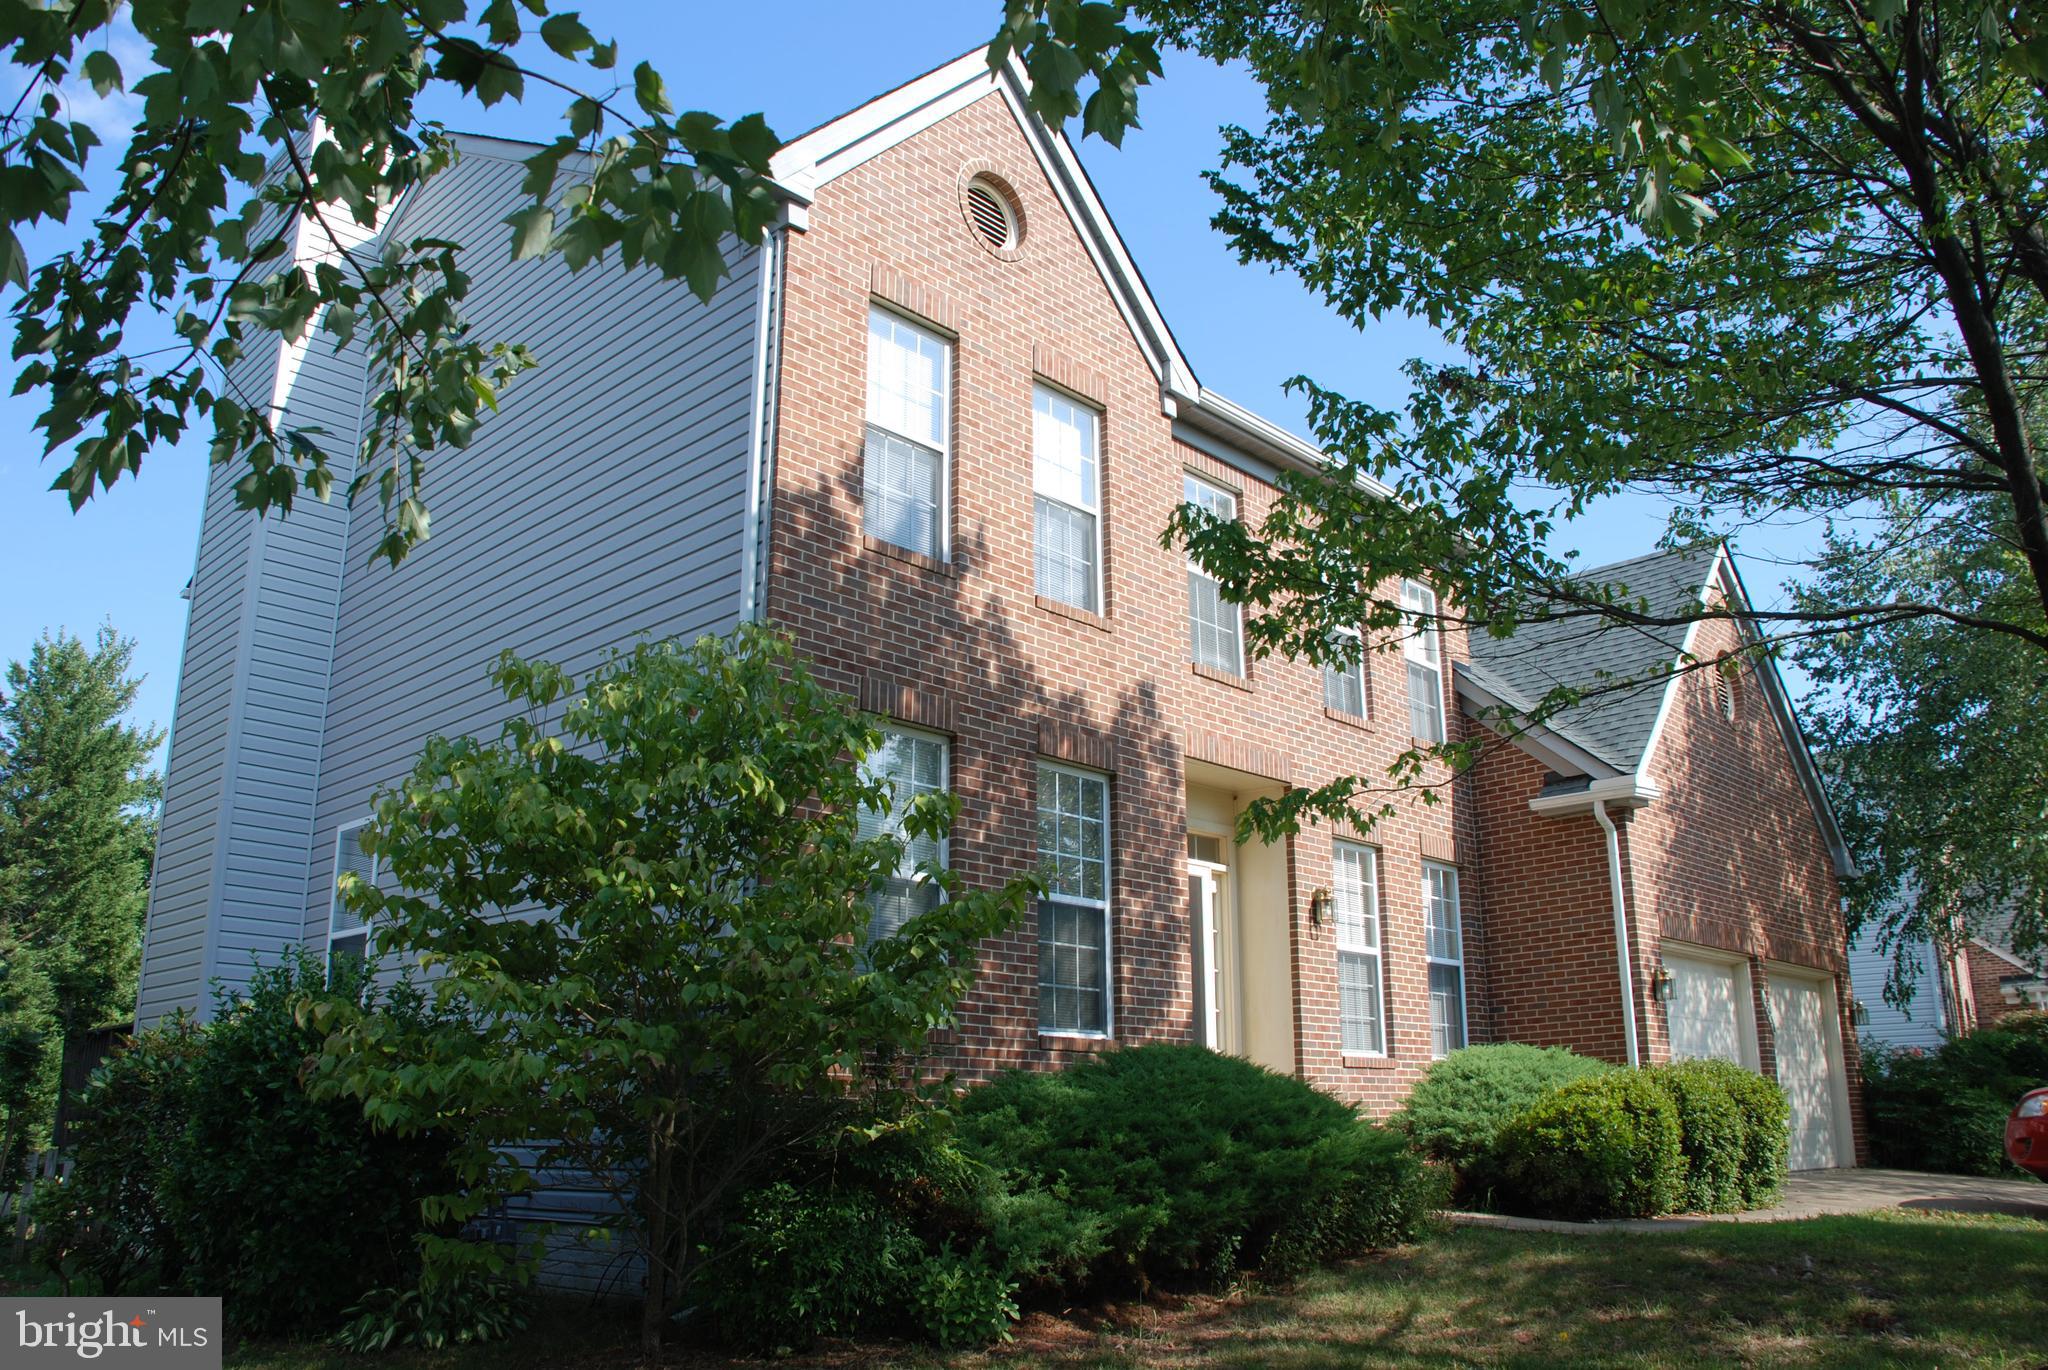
[1333,842,1386,1055]
[865,308,949,560]
[1183,473,1243,675]
[1323,626,1367,717]
[329,819,379,970]
[1401,579,1445,743]
[1424,861,1467,1057]
[1033,385,1103,612]
[1037,762,1110,1035]
[859,727,949,944]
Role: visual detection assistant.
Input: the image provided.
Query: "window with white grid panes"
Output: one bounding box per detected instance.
[1033,386,1102,612]
[1036,763,1110,1035]
[864,308,949,560]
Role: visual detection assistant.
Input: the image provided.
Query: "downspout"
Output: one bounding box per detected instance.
[1592,799,1641,1067]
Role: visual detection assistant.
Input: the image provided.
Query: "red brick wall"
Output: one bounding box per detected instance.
[1627,609,1865,1158]
[1464,738,1637,1061]
[1968,941,2042,1027]
[762,89,1475,1110]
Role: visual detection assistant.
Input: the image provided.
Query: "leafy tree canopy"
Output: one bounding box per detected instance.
[5,0,782,565]
[305,626,1038,1358]
[997,1,2048,921]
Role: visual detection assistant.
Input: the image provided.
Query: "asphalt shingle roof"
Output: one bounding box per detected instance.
[1463,544,1724,774]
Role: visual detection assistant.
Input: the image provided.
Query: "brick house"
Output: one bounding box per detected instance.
[135,48,1863,1171]
[1458,546,1863,1167]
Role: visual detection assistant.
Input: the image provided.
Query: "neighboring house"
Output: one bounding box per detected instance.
[1847,902,2046,1050]
[135,45,1864,1190]
[1457,546,1866,1170]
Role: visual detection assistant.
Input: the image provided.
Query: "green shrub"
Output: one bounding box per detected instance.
[1648,1062,1746,1213]
[1864,1017,2048,1176]
[36,952,459,1335]
[1394,1043,1611,1185]
[1495,1071,1685,1219]
[330,1273,527,1353]
[698,1182,923,1353]
[907,1247,1018,1351]
[1675,1058,1790,1206]
[955,1044,1429,1294]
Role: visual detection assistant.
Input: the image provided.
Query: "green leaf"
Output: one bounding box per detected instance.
[504,204,555,260]
[633,61,672,117]
[539,12,594,59]
[80,49,123,98]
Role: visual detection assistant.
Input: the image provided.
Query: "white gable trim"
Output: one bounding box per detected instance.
[769,50,1001,205]
[1632,543,1726,785]
[1631,547,1856,879]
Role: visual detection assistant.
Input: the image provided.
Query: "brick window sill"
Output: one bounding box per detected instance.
[1341,1053,1400,1071]
[862,533,956,577]
[1191,662,1253,692]
[1034,595,1111,632]
[1324,706,1370,729]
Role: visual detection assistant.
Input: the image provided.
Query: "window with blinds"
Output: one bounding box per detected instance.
[1036,763,1110,1035]
[859,728,949,944]
[1424,861,1467,1057]
[1323,626,1367,717]
[1401,578,1445,743]
[865,308,949,560]
[1183,473,1243,676]
[1333,842,1385,1055]
[1032,385,1102,612]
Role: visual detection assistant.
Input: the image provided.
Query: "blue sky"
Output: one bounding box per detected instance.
[0,2,1807,752]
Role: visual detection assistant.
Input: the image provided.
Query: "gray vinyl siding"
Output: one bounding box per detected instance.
[1847,925,1949,1051]
[137,289,370,1022]
[303,147,762,944]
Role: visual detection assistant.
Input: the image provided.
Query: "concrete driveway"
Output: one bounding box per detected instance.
[1450,1167,2048,1234]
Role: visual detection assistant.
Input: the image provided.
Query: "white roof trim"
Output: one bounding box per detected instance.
[1527,774,1661,817]
[1632,543,1726,785]
[769,50,1000,203]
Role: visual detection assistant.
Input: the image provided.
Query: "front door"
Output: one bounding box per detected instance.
[1187,852,1232,1052]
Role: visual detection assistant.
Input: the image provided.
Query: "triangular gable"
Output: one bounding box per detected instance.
[768,48,1202,402]
[1641,546,1857,878]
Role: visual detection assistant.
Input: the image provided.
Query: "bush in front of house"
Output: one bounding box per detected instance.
[1393,1043,1611,1190]
[36,952,459,1335]
[954,1044,1434,1296]
[1494,1070,1685,1219]
[1647,1061,1748,1212]
[1675,1057,1791,1207]
[1862,1013,2048,1176]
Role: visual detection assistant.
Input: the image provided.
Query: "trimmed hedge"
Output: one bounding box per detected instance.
[955,1044,1435,1294]
[1688,1058,1791,1207]
[1863,1014,2048,1176]
[1395,1044,1612,1184]
[1648,1061,1747,1212]
[1494,1071,1685,1219]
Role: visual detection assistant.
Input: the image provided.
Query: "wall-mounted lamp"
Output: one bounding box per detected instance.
[1649,963,1675,1003]
[1308,888,1332,925]
[1852,998,1871,1027]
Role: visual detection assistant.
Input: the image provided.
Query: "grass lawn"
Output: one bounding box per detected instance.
[51,1208,2044,1369]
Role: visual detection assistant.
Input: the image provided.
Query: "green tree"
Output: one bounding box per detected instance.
[0,626,162,1174]
[992,2,2048,910]
[305,625,1037,1361]
[6,0,782,566]
[1794,491,2048,980]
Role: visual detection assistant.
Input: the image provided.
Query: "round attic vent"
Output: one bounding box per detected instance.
[963,176,1020,251]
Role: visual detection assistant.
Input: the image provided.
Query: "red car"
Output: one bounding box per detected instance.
[2009,1088,2048,1179]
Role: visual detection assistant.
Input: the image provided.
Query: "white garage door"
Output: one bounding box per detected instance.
[1666,950,1754,1066]
[1768,970,1850,1170]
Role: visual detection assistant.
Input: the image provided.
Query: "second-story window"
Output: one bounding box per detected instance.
[1323,625,1367,717]
[1033,385,1102,612]
[1401,578,1445,742]
[1183,473,1244,676]
[865,307,949,561]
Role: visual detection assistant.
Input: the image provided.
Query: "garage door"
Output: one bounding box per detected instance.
[1666,950,1754,1066]
[1768,970,1850,1170]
